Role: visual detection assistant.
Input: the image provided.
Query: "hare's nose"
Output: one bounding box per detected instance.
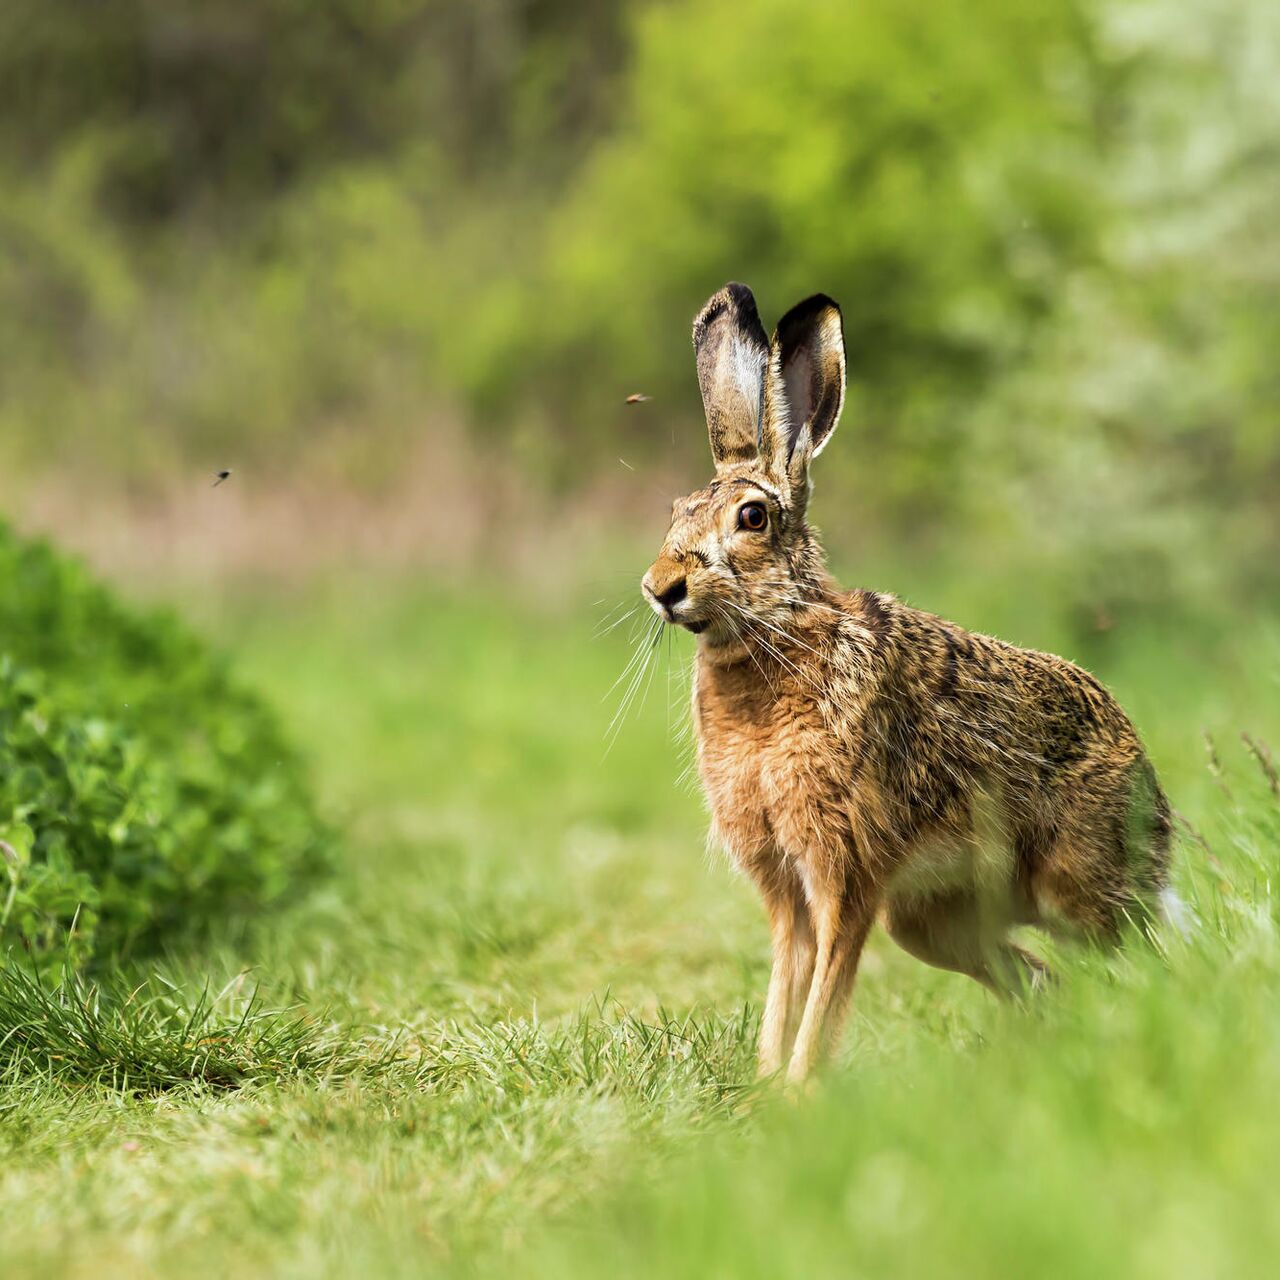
[653,576,687,609]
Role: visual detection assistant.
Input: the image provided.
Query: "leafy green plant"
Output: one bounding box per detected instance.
[0,521,331,968]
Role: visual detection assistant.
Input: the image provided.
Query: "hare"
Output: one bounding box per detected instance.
[641,283,1174,1084]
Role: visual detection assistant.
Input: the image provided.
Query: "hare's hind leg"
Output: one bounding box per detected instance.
[883,889,1048,996]
[1030,756,1173,942]
[752,861,816,1077]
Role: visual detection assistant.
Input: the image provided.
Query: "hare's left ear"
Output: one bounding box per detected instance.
[693,283,771,468]
[762,294,846,487]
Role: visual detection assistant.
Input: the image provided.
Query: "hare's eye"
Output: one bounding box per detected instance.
[738,503,768,532]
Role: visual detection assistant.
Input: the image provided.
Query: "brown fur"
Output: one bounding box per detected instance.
[642,284,1172,1083]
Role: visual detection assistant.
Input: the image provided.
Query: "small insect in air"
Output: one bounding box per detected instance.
[624,393,652,404]
[212,469,232,487]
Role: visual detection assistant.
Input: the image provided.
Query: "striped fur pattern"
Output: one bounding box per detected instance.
[642,283,1172,1084]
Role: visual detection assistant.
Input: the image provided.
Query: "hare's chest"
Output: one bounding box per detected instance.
[694,676,849,870]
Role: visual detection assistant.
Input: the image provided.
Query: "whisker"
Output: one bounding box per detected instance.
[779,594,848,620]
[604,615,665,752]
[604,643,652,746]
[717,602,781,697]
[602,618,658,703]
[745,606,830,663]
[594,604,642,640]
[723,603,821,691]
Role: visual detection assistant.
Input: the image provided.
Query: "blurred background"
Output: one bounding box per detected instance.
[2,0,1276,638]
[4,5,1280,1275]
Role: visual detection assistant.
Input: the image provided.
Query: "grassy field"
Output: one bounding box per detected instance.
[1,565,1278,1278]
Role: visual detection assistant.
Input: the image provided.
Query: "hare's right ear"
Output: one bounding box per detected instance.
[764,294,846,489]
[692,283,770,467]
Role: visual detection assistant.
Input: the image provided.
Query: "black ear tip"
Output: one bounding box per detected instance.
[774,293,844,347]
[693,282,767,349]
[792,292,841,315]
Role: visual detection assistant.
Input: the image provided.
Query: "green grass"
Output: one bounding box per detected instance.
[0,569,1278,1278]
[0,965,383,1092]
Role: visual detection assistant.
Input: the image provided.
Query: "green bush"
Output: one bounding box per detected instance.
[0,522,331,969]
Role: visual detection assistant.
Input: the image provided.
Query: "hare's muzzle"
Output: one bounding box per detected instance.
[642,558,693,625]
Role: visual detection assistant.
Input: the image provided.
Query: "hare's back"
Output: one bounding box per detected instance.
[855,595,1170,926]
[854,595,1153,814]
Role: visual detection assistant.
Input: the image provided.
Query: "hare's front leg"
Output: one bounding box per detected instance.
[751,861,816,1077]
[786,876,879,1084]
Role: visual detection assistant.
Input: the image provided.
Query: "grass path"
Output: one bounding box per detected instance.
[1,575,1278,1277]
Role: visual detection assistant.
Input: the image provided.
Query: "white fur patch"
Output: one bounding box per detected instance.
[729,336,766,430]
[886,838,973,905]
[1159,887,1198,938]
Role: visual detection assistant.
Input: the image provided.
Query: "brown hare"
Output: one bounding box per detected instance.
[641,283,1175,1084]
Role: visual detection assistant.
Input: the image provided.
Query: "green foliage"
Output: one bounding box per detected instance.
[527,0,1111,434]
[0,522,331,968]
[0,0,627,475]
[3,0,1278,616]
[0,1,624,222]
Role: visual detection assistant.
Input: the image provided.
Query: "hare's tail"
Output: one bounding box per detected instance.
[1158,886,1198,939]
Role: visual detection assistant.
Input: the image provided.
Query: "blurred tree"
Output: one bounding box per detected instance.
[0,1,626,221]
[0,0,1276,619]
[483,0,1121,503]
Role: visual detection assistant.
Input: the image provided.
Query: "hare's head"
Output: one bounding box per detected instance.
[642,283,846,644]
